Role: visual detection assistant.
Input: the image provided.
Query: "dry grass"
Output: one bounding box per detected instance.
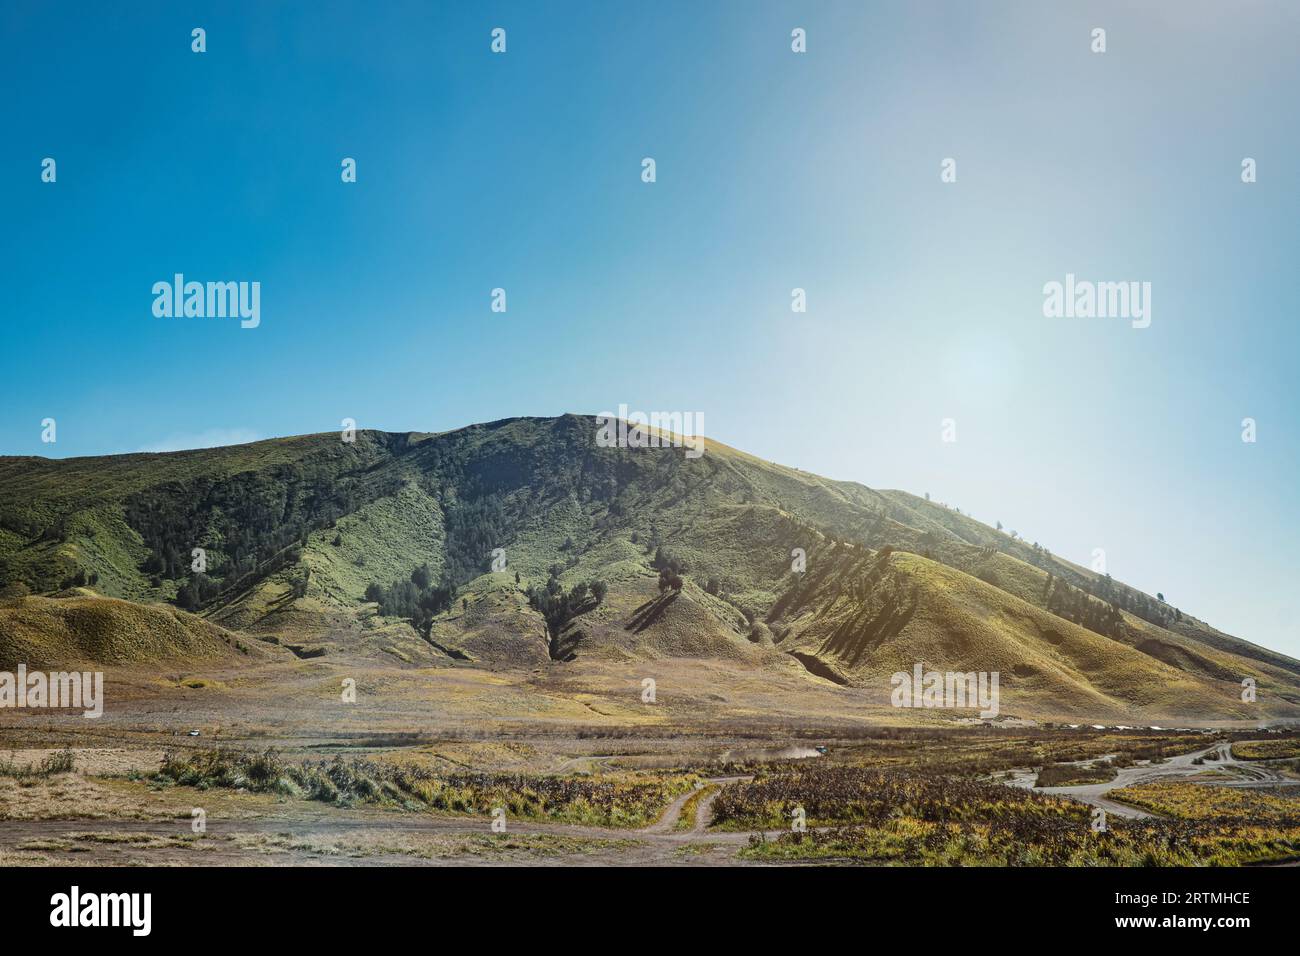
[1231,738,1300,760]
[0,594,244,668]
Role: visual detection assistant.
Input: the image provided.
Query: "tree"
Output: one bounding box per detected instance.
[0,581,31,602]
[177,581,199,611]
[651,547,686,576]
[411,564,432,589]
[526,579,598,639]
[364,583,384,603]
[591,580,608,604]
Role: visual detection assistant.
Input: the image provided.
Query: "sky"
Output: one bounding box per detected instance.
[2,1,1298,656]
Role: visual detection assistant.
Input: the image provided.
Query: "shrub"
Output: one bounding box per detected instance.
[0,750,75,779]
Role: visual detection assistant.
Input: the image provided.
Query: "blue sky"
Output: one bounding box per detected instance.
[2,1,1298,656]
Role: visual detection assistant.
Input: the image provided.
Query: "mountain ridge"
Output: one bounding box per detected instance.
[1,414,1297,721]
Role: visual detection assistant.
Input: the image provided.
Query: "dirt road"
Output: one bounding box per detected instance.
[1003,742,1300,819]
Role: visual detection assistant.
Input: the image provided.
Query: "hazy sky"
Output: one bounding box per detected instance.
[2,2,1297,656]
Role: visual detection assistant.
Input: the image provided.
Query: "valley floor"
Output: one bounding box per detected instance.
[3,655,1299,867]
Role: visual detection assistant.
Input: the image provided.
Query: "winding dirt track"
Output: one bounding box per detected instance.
[1005,742,1300,819]
[645,783,703,833]
[645,774,751,833]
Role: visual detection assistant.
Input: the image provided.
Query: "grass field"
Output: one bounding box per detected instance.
[739,771,1300,866]
[4,724,1298,866]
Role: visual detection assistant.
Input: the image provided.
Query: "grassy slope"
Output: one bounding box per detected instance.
[878,489,1300,679]
[0,593,247,669]
[771,549,1298,720]
[0,432,398,601]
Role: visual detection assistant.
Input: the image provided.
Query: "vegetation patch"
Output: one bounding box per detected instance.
[674,784,717,831]
[738,780,1300,874]
[712,765,1083,831]
[1034,762,1118,788]
[154,748,693,828]
[1231,739,1300,761]
[1108,781,1300,825]
[0,750,75,779]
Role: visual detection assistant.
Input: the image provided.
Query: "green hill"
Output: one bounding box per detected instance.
[1,414,1296,720]
[0,593,251,669]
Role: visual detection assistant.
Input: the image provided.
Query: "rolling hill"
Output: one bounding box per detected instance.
[0,592,253,669]
[1,414,1297,722]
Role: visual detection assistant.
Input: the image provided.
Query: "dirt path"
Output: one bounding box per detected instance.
[644,774,751,834]
[691,774,749,832]
[644,783,703,833]
[691,787,723,834]
[1001,742,1300,819]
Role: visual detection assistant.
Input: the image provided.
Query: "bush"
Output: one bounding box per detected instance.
[658,568,683,592]
[0,750,75,779]
[154,748,693,827]
[0,581,31,603]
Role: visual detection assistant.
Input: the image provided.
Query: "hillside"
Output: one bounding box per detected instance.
[769,548,1298,721]
[1,414,1297,721]
[0,593,253,669]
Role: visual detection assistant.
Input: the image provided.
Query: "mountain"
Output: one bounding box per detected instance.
[1,414,1297,721]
